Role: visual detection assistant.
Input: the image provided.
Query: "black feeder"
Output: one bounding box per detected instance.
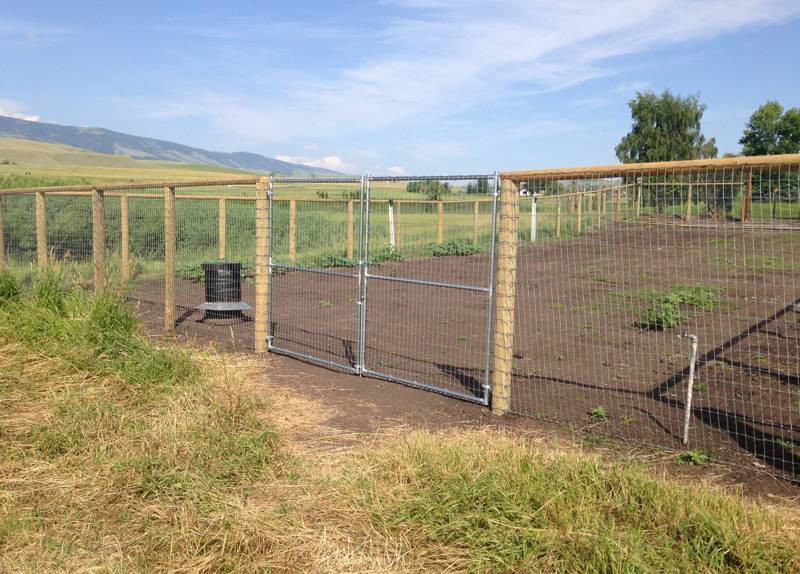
[198,262,252,320]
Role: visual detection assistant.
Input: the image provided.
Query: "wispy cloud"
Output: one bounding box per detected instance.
[135,0,800,147]
[275,153,357,173]
[0,20,74,47]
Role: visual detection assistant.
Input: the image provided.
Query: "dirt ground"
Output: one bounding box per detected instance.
[129,221,800,491]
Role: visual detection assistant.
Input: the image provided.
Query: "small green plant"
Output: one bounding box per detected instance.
[694,382,709,392]
[638,300,682,330]
[590,406,608,422]
[316,254,356,268]
[677,449,711,466]
[315,190,329,199]
[621,415,635,424]
[428,239,483,257]
[370,248,403,264]
[773,439,794,450]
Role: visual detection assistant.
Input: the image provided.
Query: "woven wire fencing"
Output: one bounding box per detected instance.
[505,163,800,477]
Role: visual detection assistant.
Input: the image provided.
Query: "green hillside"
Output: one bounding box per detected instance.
[0,137,258,188]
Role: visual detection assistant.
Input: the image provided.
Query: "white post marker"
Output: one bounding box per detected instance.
[388,199,396,250]
[530,193,538,242]
[680,333,699,445]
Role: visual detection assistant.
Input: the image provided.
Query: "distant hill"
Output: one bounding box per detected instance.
[0,115,342,177]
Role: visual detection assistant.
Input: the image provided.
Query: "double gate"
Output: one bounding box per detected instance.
[267,175,499,404]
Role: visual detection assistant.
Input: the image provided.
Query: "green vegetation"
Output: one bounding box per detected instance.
[635,284,722,331]
[740,101,800,156]
[677,449,712,466]
[428,238,484,257]
[590,406,608,421]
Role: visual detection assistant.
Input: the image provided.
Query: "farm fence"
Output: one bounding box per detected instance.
[0,154,798,478]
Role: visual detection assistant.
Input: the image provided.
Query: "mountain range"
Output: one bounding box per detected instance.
[0,115,341,177]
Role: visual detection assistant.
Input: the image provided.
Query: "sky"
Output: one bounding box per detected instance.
[1,0,800,175]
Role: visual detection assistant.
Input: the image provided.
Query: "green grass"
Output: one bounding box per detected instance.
[360,432,798,573]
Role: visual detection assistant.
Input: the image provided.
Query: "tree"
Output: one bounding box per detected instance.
[740,101,800,155]
[615,90,717,163]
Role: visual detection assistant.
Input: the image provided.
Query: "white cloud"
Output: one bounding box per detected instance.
[386,165,407,175]
[0,99,40,121]
[136,0,800,147]
[0,20,74,47]
[275,153,357,173]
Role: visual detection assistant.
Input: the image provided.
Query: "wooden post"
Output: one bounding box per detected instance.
[388,199,396,250]
[437,200,444,244]
[347,200,354,259]
[254,177,270,354]
[596,191,602,227]
[0,196,5,270]
[556,200,562,238]
[576,192,583,233]
[120,193,130,282]
[491,177,519,416]
[289,199,297,263]
[530,196,537,242]
[615,186,622,224]
[742,171,753,223]
[473,200,480,243]
[92,188,105,290]
[685,185,693,222]
[636,179,643,218]
[164,186,176,332]
[218,198,226,259]
[36,191,47,268]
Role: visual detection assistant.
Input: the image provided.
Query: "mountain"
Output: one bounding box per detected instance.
[0,115,342,177]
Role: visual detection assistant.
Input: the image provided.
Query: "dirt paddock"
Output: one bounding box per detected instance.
[129,221,800,488]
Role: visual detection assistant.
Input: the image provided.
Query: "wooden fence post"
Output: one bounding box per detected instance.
[36,191,47,268]
[347,200,354,259]
[120,193,130,282]
[685,185,693,222]
[742,171,753,223]
[289,199,297,263]
[576,192,583,233]
[0,196,5,270]
[473,200,480,243]
[596,192,602,227]
[556,200,561,238]
[255,177,270,354]
[92,187,105,290]
[437,200,444,244]
[218,198,226,259]
[615,186,622,224]
[636,179,643,218]
[164,186,176,332]
[530,196,537,242]
[491,177,519,416]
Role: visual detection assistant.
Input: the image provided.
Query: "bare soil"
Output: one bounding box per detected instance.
[129,222,800,492]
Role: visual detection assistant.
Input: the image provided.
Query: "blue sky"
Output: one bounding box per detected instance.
[2,0,799,174]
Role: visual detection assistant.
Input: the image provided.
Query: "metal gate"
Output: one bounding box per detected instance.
[267,174,498,404]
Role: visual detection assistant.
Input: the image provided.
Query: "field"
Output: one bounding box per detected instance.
[0,272,798,573]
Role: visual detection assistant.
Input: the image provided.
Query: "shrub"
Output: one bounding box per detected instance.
[638,299,682,330]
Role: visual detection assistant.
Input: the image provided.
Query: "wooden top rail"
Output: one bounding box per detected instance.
[501,154,800,182]
[0,178,260,195]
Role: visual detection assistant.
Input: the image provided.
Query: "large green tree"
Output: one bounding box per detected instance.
[740,101,800,155]
[615,90,717,163]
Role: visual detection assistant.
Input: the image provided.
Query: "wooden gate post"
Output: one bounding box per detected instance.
[255,177,270,354]
[0,195,5,270]
[615,186,622,224]
[437,200,444,244]
[92,187,106,290]
[685,185,693,222]
[491,176,519,416]
[289,199,297,263]
[36,191,47,268]
[120,194,130,282]
[556,200,562,238]
[164,186,176,331]
[742,171,753,223]
[576,192,583,233]
[218,197,227,259]
[347,200,354,260]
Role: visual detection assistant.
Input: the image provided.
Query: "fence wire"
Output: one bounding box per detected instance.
[509,164,800,477]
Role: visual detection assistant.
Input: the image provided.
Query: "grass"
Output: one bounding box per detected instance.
[1,271,799,572]
[635,284,723,330]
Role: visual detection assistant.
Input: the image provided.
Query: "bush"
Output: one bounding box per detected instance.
[0,270,20,304]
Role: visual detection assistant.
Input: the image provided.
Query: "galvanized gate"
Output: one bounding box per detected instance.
[267,174,498,404]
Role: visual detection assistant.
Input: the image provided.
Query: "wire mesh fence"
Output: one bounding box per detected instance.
[503,161,800,478]
[0,155,798,480]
